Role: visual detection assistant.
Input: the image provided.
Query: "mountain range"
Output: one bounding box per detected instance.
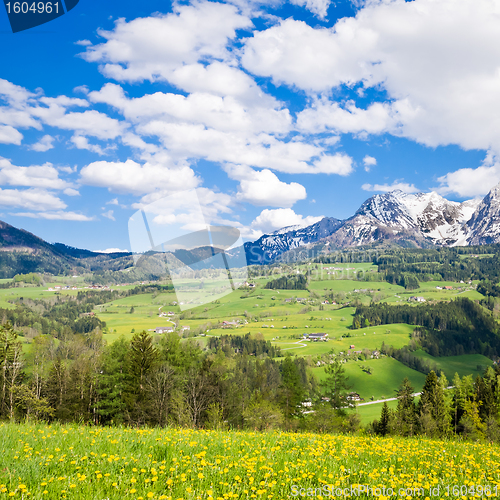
[0,182,500,277]
[242,181,500,264]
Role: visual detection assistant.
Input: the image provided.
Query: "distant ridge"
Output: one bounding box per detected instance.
[1,182,500,275]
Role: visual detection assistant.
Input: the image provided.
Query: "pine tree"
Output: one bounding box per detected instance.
[96,337,129,425]
[321,360,351,411]
[395,378,417,436]
[279,356,306,421]
[124,331,158,425]
[379,402,390,436]
[128,331,158,387]
[418,370,450,436]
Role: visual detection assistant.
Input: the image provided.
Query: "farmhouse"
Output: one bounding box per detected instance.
[181,325,190,331]
[304,332,329,341]
[408,296,426,302]
[347,392,363,402]
[155,326,174,334]
[222,321,239,328]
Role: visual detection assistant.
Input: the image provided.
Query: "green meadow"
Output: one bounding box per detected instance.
[0,264,492,410]
[412,350,493,380]
[1,422,499,500]
[313,356,428,401]
[355,399,400,425]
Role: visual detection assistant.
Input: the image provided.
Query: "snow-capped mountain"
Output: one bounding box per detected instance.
[333,190,483,247]
[466,183,500,245]
[243,183,500,264]
[244,217,343,264]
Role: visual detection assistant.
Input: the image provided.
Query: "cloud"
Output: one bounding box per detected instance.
[225,164,307,207]
[242,0,500,156]
[93,247,129,253]
[139,117,343,174]
[363,155,377,172]
[30,134,55,152]
[290,0,331,19]
[81,2,252,84]
[80,159,200,195]
[75,39,92,46]
[71,135,107,155]
[89,82,290,135]
[241,18,369,91]
[362,181,419,194]
[436,160,500,198]
[73,85,89,95]
[0,125,23,145]
[0,158,73,190]
[35,108,125,140]
[0,188,66,211]
[132,187,235,238]
[0,78,34,105]
[251,208,323,234]
[311,154,353,175]
[102,209,115,221]
[296,100,398,136]
[13,211,93,221]
[63,188,80,196]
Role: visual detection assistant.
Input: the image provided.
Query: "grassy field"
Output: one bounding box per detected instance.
[1,422,500,500]
[412,350,493,380]
[0,270,493,409]
[355,399,399,425]
[312,356,428,401]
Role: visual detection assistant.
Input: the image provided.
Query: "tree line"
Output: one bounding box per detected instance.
[208,333,282,358]
[374,246,500,288]
[352,298,500,356]
[372,368,500,442]
[0,324,326,430]
[0,285,173,338]
[264,274,308,290]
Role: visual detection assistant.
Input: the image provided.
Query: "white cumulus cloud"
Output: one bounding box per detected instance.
[362,181,419,194]
[80,159,200,195]
[251,208,323,234]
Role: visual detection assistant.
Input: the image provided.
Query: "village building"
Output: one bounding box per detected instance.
[222,320,239,328]
[155,326,174,334]
[303,332,329,341]
[408,296,426,302]
[347,392,363,402]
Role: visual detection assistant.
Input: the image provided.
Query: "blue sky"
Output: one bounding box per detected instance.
[0,0,498,252]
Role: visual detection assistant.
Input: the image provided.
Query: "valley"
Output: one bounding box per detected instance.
[2,244,499,429]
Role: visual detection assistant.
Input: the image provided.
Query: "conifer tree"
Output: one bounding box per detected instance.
[418,370,450,437]
[379,402,390,436]
[279,356,305,420]
[394,378,417,436]
[321,360,351,411]
[124,331,158,424]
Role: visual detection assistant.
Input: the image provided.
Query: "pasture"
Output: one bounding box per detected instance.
[1,422,499,500]
[313,357,428,401]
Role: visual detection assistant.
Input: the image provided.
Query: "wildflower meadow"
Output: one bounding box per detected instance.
[0,423,499,500]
